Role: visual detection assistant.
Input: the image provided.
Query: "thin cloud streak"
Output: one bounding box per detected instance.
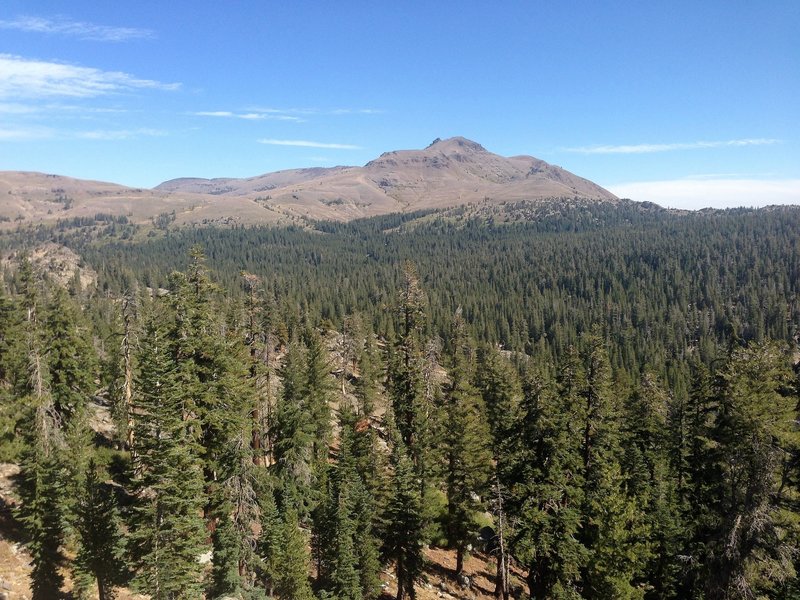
[76,128,166,140]
[249,106,383,116]
[608,178,800,210]
[0,126,165,141]
[193,110,302,122]
[0,54,179,99]
[257,138,362,149]
[0,127,54,141]
[565,138,780,154]
[0,15,153,42]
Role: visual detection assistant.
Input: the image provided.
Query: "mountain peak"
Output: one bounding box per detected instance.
[426,136,487,153]
[1,137,617,227]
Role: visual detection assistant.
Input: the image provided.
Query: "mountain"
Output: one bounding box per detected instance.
[0,137,617,227]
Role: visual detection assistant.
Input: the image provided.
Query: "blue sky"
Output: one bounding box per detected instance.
[0,1,797,209]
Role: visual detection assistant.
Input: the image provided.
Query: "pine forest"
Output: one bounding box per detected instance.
[1,200,800,600]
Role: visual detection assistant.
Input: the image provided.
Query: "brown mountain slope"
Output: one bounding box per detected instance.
[0,137,616,227]
[159,137,617,220]
[0,171,289,228]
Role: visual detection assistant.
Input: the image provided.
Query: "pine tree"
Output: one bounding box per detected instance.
[476,345,520,598]
[578,334,649,600]
[44,286,96,425]
[385,432,424,600]
[702,343,800,599]
[319,405,383,600]
[352,478,383,600]
[275,508,314,600]
[74,459,125,600]
[388,262,428,471]
[21,445,66,600]
[511,359,586,599]
[443,310,493,576]
[14,260,68,600]
[128,311,208,600]
[0,286,24,461]
[274,340,315,515]
[256,480,282,597]
[169,249,258,594]
[621,373,682,599]
[209,496,242,598]
[330,489,362,600]
[302,327,334,469]
[43,286,97,594]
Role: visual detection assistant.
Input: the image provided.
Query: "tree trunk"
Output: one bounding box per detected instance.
[493,477,509,600]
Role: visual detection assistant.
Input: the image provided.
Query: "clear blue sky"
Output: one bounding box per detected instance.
[1,1,798,209]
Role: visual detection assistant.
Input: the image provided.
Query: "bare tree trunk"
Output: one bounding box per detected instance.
[122,297,135,454]
[494,477,509,600]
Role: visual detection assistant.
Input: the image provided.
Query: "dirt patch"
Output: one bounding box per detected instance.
[379,546,525,599]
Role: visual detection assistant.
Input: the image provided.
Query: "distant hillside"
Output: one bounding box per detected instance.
[0,137,617,227]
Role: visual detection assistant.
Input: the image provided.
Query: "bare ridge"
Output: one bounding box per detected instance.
[0,137,617,226]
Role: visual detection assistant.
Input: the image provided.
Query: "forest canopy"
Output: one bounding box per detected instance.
[1,201,799,599]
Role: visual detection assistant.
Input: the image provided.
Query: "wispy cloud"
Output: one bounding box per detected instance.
[564,138,780,154]
[0,126,164,141]
[330,108,385,115]
[249,106,383,117]
[608,178,800,210]
[75,128,166,140]
[0,54,179,99]
[0,102,39,115]
[257,138,362,149]
[0,102,130,116]
[0,126,54,141]
[0,15,153,42]
[193,110,302,122]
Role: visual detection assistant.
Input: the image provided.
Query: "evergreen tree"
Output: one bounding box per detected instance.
[74,459,125,600]
[385,432,424,600]
[702,343,800,599]
[21,445,66,600]
[256,481,282,597]
[128,311,208,600]
[388,262,428,473]
[352,478,383,600]
[443,310,493,576]
[511,359,586,599]
[302,327,334,469]
[0,286,24,460]
[319,405,383,600]
[43,286,96,425]
[14,259,68,600]
[621,373,683,599]
[330,489,362,600]
[274,340,314,515]
[169,249,258,594]
[476,345,520,598]
[578,334,649,600]
[275,508,314,600]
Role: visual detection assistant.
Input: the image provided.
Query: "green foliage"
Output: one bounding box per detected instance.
[275,508,314,600]
[127,311,208,599]
[4,204,800,600]
[510,362,586,599]
[700,343,800,599]
[385,433,424,600]
[74,459,125,600]
[442,311,493,575]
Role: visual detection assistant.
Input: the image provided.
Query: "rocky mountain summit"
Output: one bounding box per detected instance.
[1,137,617,226]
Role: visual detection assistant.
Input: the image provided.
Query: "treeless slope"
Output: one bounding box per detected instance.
[1,138,617,226]
[158,137,617,220]
[0,171,287,228]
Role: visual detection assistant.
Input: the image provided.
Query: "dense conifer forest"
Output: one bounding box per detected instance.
[1,200,800,599]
